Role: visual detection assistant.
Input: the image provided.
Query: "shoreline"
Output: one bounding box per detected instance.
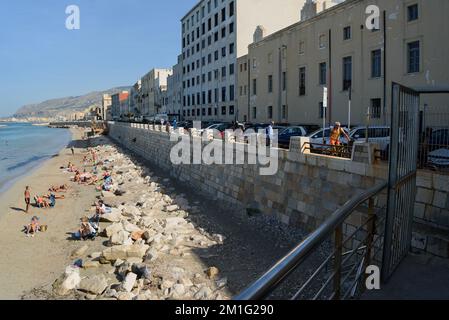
[0,127,98,299]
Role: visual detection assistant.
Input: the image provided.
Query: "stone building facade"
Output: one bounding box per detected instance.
[237,0,449,127]
[179,0,308,123]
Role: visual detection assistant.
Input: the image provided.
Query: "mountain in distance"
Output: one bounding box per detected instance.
[13,86,130,119]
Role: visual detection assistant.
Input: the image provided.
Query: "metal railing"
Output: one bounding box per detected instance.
[303,142,354,159]
[234,182,388,300]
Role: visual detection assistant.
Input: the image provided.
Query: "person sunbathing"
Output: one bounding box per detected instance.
[26,216,40,237]
[49,184,68,192]
[35,196,50,208]
[73,216,96,241]
[73,171,81,183]
[43,193,65,200]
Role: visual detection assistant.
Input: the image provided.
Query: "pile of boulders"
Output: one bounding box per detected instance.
[53,144,229,300]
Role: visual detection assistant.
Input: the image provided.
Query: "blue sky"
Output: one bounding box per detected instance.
[0,0,197,116]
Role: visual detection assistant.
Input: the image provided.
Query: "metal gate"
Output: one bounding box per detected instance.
[382,83,420,281]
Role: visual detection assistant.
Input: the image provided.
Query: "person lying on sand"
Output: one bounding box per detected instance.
[34,196,50,208]
[43,193,65,200]
[73,171,81,183]
[49,184,68,192]
[73,216,96,241]
[26,216,40,237]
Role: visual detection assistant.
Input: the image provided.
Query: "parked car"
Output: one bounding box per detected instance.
[349,126,390,152]
[427,128,449,166]
[308,127,351,148]
[278,126,307,148]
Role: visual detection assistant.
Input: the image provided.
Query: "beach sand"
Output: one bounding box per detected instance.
[0,128,100,299]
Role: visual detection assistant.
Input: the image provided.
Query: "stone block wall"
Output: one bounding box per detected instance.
[107,122,449,258]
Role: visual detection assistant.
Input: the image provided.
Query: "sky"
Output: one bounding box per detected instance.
[0,0,198,117]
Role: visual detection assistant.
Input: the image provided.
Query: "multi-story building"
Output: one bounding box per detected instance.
[180,0,308,122]
[129,80,142,117]
[141,68,173,117]
[111,91,129,120]
[166,55,183,119]
[238,0,449,126]
[101,94,112,121]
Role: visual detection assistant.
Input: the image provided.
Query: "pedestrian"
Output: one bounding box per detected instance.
[266,121,274,147]
[71,146,75,156]
[24,186,31,213]
[161,118,165,127]
[172,119,177,130]
[330,122,351,146]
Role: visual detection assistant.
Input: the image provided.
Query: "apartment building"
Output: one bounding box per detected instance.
[101,94,112,121]
[129,80,142,116]
[141,68,173,117]
[110,91,129,120]
[180,0,308,122]
[238,0,449,127]
[166,55,183,119]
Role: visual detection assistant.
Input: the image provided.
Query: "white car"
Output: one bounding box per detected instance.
[308,127,351,148]
[349,126,390,151]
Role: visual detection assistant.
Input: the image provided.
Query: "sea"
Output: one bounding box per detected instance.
[0,123,72,194]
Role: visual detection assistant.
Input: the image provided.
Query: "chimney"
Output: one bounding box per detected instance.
[301,0,318,21]
[253,25,266,43]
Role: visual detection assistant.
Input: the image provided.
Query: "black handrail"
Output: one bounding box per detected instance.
[234,182,388,300]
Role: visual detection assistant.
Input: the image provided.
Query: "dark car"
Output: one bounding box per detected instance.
[278,126,307,148]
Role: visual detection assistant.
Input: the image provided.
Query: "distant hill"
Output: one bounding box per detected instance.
[13,86,130,119]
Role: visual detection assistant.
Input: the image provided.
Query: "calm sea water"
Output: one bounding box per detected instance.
[0,123,71,194]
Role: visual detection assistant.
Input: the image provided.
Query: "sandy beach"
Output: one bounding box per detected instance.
[0,127,99,299]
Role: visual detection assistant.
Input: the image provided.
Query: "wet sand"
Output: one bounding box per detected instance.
[0,128,98,299]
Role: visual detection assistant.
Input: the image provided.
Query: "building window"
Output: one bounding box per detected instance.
[208,108,212,116]
[229,105,235,115]
[222,106,227,115]
[371,49,382,78]
[299,41,305,54]
[229,1,235,17]
[229,63,235,75]
[299,67,306,96]
[221,87,226,102]
[408,4,419,22]
[407,41,420,73]
[267,106,273,119]
[371,98,382,119]
[229,22,234,34]
[229,85,235,101]
[319,62,327,85]
[343,26,351,40]
[252,79,257,95]
[282,105,288,119]
[252,107,257,119]
[319,102,326,119]
[268,75,273,93]
[319,34,326,49]
[222,47,226,57]
[229,43,235,55]
[221,27,226,38]
[343,56,352,91]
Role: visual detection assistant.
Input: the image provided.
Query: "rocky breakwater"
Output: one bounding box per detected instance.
[53,144,229,300]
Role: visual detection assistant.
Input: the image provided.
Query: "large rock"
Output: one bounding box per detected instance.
[111,230,132,245]
[164,217,186,229]
[165,205,179,212]
[100,208,123,223]
[123,221,142,233]
[122,205,141,217]
[102,244,150,261]
[78,275,108,295]
[54,266,81,296]
[105,222,124,237]
[121,272,138,293]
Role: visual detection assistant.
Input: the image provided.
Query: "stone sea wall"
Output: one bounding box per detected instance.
[107,122,449,258]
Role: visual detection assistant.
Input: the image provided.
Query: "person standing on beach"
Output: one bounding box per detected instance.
[71,146,75,156]
[24,186,31,213]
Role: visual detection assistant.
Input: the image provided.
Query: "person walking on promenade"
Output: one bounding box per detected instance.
[24,186,31,213]
[330,122,350,146]
[266,121,274,147]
